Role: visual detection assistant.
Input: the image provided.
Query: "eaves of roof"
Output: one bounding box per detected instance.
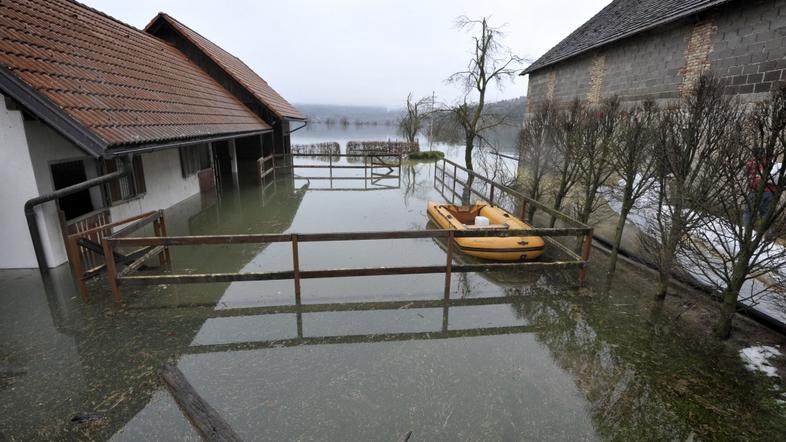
[521,0,734,75]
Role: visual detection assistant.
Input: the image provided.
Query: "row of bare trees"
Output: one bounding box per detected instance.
[519,75,786,339]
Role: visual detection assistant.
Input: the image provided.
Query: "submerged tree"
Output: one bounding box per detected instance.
[548,99,584,227]
[398,93,431,144]
[518,100,556,220]
[679,86,786,339]
[605,101,660,286]
[644,75,740,302]
[446,16,523,172]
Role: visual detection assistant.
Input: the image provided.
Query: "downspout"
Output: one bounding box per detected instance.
[24,170,127,272]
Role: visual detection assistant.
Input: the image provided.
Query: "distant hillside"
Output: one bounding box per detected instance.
[294,104,401,124]
[295,96,526,125]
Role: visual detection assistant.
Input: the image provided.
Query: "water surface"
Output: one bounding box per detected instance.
[1,125,784,441]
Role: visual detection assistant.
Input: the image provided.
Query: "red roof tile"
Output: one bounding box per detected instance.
[152,13,305,121]
[0,0,271,150]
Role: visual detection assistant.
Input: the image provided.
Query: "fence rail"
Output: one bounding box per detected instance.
[433,157,593,282]
[97,154,593,304]
[262,153,402,189]
[67,210,168,302]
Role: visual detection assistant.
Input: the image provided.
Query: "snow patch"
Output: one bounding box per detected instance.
[600,177,786,325]
[740,345,782,377]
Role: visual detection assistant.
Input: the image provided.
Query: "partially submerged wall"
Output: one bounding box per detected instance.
[109,149,200,223]
[0,95,42,268]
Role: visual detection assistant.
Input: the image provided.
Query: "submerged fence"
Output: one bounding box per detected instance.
[346,140,419,155]
[433,157,594,281]
[98,154,593,304]
[259,152,402,190]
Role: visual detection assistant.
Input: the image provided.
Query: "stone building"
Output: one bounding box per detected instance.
[522,0,786,113]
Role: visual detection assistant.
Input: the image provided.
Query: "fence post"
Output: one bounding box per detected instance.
[292,234,301,304]
[102,238,122,304]
[444,230,454,298]
[578,228,594,286]
[157,211,171,266]
[153,218,166,268]
[519,196,529,222]
[489,183,495,204]
[67,234,89,302]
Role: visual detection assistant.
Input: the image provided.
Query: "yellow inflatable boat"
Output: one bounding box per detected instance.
[427,201,545,261]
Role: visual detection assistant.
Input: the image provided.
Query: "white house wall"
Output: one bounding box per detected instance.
[1,96,201,269]
[24,119,96,268]
[0,96,43,269]
[109,148,200,224]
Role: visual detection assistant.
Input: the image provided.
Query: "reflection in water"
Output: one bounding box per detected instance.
[1,125,784,440]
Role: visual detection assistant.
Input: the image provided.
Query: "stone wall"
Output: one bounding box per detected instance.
[525,0,786,114]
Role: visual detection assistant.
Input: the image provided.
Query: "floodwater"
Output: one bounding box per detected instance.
[1,125,785,441]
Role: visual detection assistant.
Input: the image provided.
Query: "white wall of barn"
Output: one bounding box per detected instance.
[0,95,43,269]
[109,148,200,225]
[24,119,99,268]
[0,99,201,269]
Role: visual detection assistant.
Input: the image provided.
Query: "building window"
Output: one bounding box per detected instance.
[51,159,95,220]
[104,155,145,204]
[179,144,211,177]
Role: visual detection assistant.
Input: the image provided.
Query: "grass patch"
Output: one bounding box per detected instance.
[407,150,445,161]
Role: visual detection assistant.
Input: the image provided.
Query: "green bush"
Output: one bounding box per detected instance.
[407,150,445,161]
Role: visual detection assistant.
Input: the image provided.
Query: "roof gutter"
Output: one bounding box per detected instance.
[520,0,733,75]
[287,119,308,135]
[104,129,272,157]
[0,65,107,157]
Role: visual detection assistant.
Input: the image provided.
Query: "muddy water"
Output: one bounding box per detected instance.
[1,127,785,440]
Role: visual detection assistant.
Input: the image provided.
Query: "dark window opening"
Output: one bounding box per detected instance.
[51,160,94,220]
[179,144,211,177]
[104,155,145,204]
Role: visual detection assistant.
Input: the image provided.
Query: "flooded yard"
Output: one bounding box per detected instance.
[1,125,785,441]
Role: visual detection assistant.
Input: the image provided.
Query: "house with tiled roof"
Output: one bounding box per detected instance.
[0,0,303,269]
[522,0,786,113]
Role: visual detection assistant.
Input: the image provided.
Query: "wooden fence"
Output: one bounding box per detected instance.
[66,210,169,302]
[257,153,402,190]
[103,228,586,304]
[97,155,592,304]
[434,157,594,282]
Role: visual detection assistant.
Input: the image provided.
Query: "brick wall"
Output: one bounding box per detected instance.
[526,0,786,114]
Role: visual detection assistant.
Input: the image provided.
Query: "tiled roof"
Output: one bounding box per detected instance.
[0,0,271,152]
[522,0,733,74]
[152,13,305,121]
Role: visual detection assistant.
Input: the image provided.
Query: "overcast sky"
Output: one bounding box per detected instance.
[84,0,610,108]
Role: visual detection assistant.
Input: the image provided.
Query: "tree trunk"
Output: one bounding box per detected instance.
[605,200,633,288]
[655,240,675,301]
[714,256,750,339]
[550,188,566,228]
[464,135,474,171]
[655,195,684,301]
[527,174,540,220]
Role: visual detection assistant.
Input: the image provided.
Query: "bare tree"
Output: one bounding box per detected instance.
[399,93,430,143]
[678,86,786,339]
[518,100,556,219]
[644,75,740,302]
[605,100,660,286]
[446,16,523,172]
[573,97,621,229]
[548,99,584,227]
